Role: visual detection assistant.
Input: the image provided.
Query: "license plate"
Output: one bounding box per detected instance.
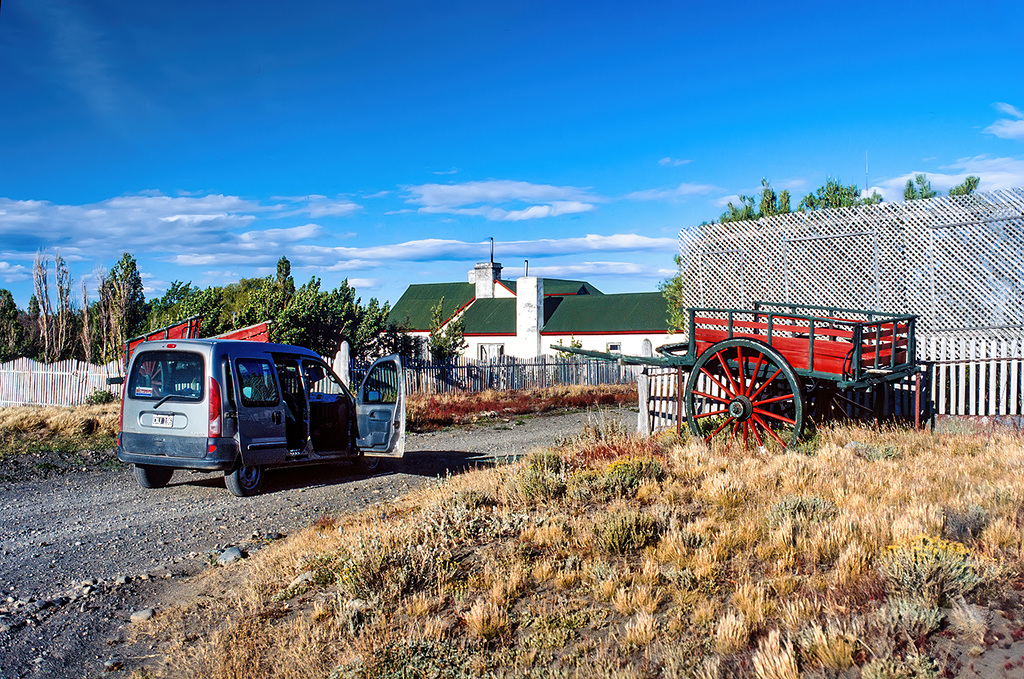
[152,414,173,428]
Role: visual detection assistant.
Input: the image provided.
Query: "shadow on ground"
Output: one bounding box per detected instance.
[166,447,505,495]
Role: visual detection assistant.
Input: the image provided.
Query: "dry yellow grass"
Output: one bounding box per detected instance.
[0,403,118,438]
[130,421,1024,678]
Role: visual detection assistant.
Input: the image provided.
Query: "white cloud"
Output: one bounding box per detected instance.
[522,261,669,277]
[289,233,675,269]
[658,157,692,167]
[984,102,1024,141]
[269,195,362,219]
[625,182,719,201]
[0,261,31,283]
[945,155,1024,190]
[403,179,601,221]
[236,224,324,247]
[868,157,1024,201]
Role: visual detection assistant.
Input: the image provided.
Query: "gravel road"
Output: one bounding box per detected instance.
[0,408,634,679]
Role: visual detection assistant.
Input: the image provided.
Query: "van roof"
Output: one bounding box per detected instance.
[130,338,323,358]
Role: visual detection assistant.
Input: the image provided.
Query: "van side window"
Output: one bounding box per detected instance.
[303,362,348,397]
[235,359,279,407]
[362,360,399,404]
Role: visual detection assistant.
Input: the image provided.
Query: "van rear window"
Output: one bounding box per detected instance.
[128,351,204,402]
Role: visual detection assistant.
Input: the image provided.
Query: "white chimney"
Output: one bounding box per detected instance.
[516,276,543,358]
[469,261,502,299]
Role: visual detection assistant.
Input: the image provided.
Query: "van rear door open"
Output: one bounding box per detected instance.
[355,355,405,458]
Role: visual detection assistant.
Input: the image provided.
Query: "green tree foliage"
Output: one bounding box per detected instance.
[948,175,981,197]
[427,297,467,362]
[276,256,295,303]
[798,177,882,211]
[903,173,938,201]
[0,289,27,362]
[719,179,791,223]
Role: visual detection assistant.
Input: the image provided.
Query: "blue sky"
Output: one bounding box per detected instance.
[2,1,1023,310]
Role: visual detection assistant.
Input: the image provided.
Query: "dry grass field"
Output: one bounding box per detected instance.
[0,403,119,467]
[127,419,1024,678]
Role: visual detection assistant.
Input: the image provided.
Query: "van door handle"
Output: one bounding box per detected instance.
[272,411,282,424]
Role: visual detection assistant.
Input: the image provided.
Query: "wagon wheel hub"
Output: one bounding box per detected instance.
[728,395,753,421]
[684,338,805,450]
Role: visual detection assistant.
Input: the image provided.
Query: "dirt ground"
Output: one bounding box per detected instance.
[0,408,634,678]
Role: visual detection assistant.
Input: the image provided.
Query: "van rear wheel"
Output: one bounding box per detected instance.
[134,464,173,489]
[225,462,263,497]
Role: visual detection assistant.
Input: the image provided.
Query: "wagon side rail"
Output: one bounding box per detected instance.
[686,306,918,386]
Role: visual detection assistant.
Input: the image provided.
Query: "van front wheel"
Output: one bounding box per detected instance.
[134,464,173,489]
[225,462,263,497]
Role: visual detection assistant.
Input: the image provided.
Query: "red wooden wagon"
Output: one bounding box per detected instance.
[556,302,919,449]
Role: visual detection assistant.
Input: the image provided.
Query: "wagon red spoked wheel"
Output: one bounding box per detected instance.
[685,338,804,450]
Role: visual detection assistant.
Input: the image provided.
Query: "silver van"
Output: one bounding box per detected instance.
[116,339,405,496]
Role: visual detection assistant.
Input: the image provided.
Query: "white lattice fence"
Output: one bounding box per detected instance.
[0,358,123,407]
[680,189,1024,343]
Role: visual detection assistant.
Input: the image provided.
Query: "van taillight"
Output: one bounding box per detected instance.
[209,377,222,437]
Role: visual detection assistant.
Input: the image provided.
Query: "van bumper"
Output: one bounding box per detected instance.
[117,434,239,471]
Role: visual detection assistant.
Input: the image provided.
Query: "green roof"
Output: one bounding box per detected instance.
[541,292,670,334]
[461,298,516,335]
[387,282,475,331]
[497,278,603,296]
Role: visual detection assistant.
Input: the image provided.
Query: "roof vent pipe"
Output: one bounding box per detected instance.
[524,259,529,277]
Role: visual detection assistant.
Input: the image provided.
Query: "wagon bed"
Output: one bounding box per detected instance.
[682,302,917,388]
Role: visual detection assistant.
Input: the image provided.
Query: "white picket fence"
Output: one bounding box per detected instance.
[0,358,122,407]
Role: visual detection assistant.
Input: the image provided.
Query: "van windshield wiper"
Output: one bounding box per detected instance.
[153,395,175,410]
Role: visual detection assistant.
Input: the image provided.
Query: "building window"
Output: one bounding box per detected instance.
[479,344,505,362]
[606,342,622,354]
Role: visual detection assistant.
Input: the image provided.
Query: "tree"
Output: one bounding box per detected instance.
[0,289,25,362]
[948,175,981,197]
[276,256,295,304]
[718,179,792,223]
[799,178,881,211]
[903,173,938,201]
[275,278,359,357]
[427,297,467,362]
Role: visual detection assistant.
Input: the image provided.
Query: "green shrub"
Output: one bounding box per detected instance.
[86,388,115,405]
[330,640,480,679]
[767,495,838,527]
[567,469,605,503]
[509,467,565,503]
[875,597,944,641]
[596,509,660,553]
[336,536,457,604]
[942,504,988,544]
[526,450,563,474]
[860,653,939,679]
[880,536,983,606]
[603,457,663,497]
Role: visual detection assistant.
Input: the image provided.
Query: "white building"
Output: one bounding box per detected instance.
[388,261,675,360]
